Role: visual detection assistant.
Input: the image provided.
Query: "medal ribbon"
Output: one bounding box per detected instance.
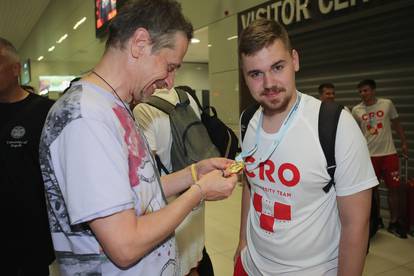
[237,92,302,170]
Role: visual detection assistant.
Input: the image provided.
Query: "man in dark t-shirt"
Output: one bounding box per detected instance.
[0,37,55,276]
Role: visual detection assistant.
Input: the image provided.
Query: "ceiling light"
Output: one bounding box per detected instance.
[191,38,200,44]
[227,35,238,41]
[208,44,212,47]
[37,56,44,61]
[73,17,87,30]
[57,34,68,43]
[48,46,55,52]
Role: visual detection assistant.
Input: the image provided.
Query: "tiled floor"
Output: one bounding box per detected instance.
[205,185,414,276]
[49,184,414,275]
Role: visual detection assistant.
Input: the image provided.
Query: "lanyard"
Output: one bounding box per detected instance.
[237,92,302,169]
[364,103,377,135]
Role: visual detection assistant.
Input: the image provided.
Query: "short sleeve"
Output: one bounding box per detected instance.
[334,111,379,196]
[388,100,399,120]
[51,118,134,224]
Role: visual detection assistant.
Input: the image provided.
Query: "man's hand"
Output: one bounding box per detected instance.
[195,157,234,178]
[233,239,247,264]
[197,169,238,201]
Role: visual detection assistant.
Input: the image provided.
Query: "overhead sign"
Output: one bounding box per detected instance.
[238,0,387,32]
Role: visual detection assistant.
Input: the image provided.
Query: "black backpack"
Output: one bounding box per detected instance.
[240,101,343,193]
[146,89,220,172]
[176,86,239,159]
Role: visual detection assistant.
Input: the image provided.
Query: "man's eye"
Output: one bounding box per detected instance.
[249,72,262,79]
[272,65,283,72]
[167,64,178,73]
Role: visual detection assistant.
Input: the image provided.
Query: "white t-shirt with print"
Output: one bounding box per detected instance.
[352,98,398,157]
[134,88,205,276]
[40,81,177,276]
[240,93,378,276]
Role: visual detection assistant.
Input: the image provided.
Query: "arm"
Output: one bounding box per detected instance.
[391,118,408,157]
[90,168,238,268]
[234,174,251,263]
[337,189,372,276]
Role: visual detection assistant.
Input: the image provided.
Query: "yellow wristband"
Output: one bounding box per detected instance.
[191,163,198,183]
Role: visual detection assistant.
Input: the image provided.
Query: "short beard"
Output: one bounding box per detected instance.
[259,86,291,115]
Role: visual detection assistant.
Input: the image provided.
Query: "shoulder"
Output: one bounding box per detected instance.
[351,102,364,112]
[300,93,321,124]
[302,93,321,109]
[29,93,54,108]
[377,98,393,106]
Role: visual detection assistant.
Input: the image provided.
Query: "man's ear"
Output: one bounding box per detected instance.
[12,62,21,78]
[292,49,300,72]
[130,28,151,58]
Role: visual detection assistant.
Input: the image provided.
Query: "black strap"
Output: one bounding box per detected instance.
[240,103,260,142]
[154,154,170,175]
[318,101,343,193]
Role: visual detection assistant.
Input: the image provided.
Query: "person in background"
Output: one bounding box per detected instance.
[0,37,55,276]
[134,86,215,276]
[352,79,408,239]
[318,82,351,112]
[318,82,336,103]
[38,1,238,275]
[234,19,378,276]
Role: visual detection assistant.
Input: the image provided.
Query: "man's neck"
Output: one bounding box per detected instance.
[364,97,377,106]
[262,92,298,133]
[0,85,29,103]
[85,52,132,103]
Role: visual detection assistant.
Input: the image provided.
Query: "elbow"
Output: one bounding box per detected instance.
[108,245,146,269]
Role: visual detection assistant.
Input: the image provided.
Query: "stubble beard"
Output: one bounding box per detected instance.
[259,87,291,116]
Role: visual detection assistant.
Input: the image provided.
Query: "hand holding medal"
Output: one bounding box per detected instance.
[226,161,245,174]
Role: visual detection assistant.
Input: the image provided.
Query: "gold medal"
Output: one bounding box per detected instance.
[227,161,245,174]
[369,128,376,135]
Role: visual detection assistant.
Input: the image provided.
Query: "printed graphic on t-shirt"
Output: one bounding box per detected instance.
[245,156,300,233]
[361,109,385,135]
[113,106,147,187]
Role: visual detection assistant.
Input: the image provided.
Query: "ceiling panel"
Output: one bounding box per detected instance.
[0,0,50,49]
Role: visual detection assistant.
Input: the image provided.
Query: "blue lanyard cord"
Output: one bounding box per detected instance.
[237,92,302,170]
[365,106,376,127]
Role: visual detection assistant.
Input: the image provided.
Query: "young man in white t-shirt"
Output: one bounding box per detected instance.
[233,19,378,276]
[39,1,238,275]
[352,79,408,239]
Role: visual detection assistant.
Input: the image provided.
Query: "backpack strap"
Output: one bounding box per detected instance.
[176,87,202,110]
[146,95,176,115]
[174,88,190,107]
[318,101,344,193]
[240,103,260,142]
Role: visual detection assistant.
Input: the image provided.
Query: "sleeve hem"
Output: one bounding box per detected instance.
[336,178,379,197]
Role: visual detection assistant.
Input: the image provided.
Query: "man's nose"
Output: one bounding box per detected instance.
[164,71,176,90]
[263,72,276,89]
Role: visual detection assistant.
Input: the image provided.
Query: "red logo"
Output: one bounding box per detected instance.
[245,157,300,187]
